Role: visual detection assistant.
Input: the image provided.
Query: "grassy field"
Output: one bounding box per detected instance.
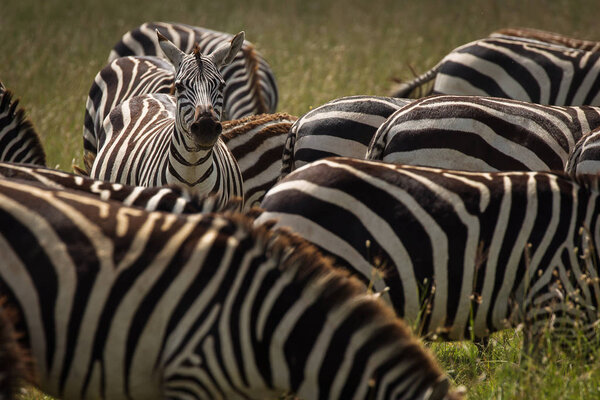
[3,0,600,398]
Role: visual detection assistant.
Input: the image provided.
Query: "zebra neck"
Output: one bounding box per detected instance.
[167,128,217,194]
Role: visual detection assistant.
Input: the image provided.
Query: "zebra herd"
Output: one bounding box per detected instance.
[3,21,600,399]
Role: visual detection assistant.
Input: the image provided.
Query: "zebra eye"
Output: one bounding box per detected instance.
[219,81,226,91]
[175,82,185,93]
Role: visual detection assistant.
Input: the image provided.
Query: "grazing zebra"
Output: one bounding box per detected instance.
[221,112,297,207]
[281,95,411,178]
[0,83,46,166]
[0,177,458,400]
[90,31,245,209]
[391,35,600,105]
[366,94,600,172]
[257,157,600,343]
[83,56,175,166]
[0,162,242,213]
[491,27,600,52]
[109,22,278,120]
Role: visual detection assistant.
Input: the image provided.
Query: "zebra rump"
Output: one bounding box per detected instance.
[83,56,175,165]
[221,112,297,208]
[257,157,600,342]
[391,35,600,105]
[109,21,278,120]
[0,162,242,213]
[0,177,456,400]
[366,94,600,172]
[0,84,46,166]
[281,95,411,178]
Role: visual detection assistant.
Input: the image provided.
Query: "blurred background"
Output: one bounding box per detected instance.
[3,0,600,169]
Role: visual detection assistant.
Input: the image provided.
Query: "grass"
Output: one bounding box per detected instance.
[3,0,600,398]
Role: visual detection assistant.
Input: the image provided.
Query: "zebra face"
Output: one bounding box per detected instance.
[158,30,245,149]
[173,55,226,147]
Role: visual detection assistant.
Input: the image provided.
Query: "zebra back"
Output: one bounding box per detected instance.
[433,36,600,105]
[108,22,278,119]
[0,176,455,400]
[0,84,46,166]
[0,161,242,213]
[491,27,600,52]
[221,112,297,208]
[83,56,175,164]
[280,95,412,178]
[366,94,600,172]
[257,157,600,342]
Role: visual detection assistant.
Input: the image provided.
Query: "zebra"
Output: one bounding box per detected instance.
[109,22,278,120]
[0,162,242,213]
[257,157,600,344]
[490,27,600,52]
[83,56,175,168]
[281,95,412,178]
[90,31,245,209]
[390,35,600,105]
[0,83,46,166]
[366,94,600,172]
[0,176,458,400]
[221,112,297,207]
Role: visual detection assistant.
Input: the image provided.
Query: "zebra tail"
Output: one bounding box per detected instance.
[389,61,442,98]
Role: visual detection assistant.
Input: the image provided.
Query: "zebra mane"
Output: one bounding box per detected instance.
[221,112,297,140]
[192,44,203,72]
[0,297,35,396]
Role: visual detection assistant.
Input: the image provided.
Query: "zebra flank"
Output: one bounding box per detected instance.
[90,33,245,209]
[109,22,278,119]
[491,27,600,52]
[0,162,242,213]
[366,95,600,172]
[0,177,456,400]
[0,84,46,166]
[221,112,297,207]
[83,56,175,164]
[391,35,600,105]
[257,157,600,342]
[281,95,411,178]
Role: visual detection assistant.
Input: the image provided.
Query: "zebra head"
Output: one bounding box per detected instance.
[157,30,244,148]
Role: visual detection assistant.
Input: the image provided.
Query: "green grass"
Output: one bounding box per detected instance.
[4,0,600,398]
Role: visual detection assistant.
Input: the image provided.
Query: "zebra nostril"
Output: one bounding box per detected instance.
[190,117,222,146]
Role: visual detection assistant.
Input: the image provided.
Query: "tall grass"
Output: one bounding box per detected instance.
[4,0,600,398]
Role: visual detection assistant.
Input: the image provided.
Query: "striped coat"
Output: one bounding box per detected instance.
[109,22,278,120]
[391,35,600,105]
[257,157,600,342]
[366,95,600,172]
[221,112,297,207]
[281,95,411,177]
[0,83,46,165]
[0,176,456,400]
[90,32,245,209]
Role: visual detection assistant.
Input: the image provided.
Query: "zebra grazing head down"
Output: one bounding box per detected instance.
[157,30,244,148]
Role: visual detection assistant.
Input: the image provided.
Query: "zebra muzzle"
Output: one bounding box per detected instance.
[190,115,222,146]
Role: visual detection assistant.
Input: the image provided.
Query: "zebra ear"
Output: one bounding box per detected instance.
[209,31,245,67]
[157,30,185,69]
